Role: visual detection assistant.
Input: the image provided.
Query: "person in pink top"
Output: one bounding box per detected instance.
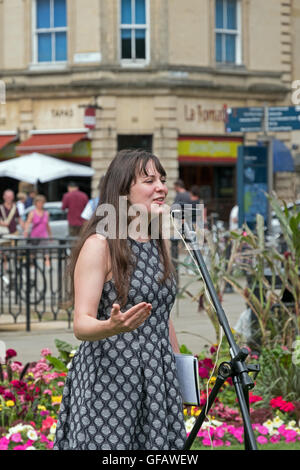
[24,195,52,265]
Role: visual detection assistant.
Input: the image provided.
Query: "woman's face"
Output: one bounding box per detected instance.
[35,199,45,210]
[129,160,168,217]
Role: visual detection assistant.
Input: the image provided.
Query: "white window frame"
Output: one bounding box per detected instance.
[119,0,150,67]
[215,0,242,65]
[31,0,68,68]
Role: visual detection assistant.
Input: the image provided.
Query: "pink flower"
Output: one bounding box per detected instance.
[12,445,27,450]
[43,389,52,395]
[202,437,212,446]
[270,435,281,444]
[257,425,269,435]
[0,437,9,450]
[215,428,225,438]
[212,439,224,447]
[257,436,268,445]
[41,348,52,357]
[10,433,22,443]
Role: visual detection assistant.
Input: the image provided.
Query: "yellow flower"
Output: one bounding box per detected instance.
[38,405,46,411]
[51,396,62,405]
[5,400,15,407]
[183,408,188,416]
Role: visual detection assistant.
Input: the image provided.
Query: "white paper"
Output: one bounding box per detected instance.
[174,353,200,406]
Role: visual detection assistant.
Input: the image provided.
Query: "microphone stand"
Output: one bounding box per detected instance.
[177,217,260,451]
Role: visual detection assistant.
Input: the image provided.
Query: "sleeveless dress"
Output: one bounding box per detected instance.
[53,237,187,450]
[30,210,49,238]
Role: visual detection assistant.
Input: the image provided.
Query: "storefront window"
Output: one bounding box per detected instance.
[35,0,67,63]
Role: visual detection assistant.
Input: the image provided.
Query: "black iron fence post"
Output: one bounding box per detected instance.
[25,247,31,332]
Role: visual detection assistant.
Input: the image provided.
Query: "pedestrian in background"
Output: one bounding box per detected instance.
[81,175,105,222]
[0,189,24,236]
[16,192,27,218]
[189,185,207,226]
[23,195,51,240]
[23,194,52,266]
[62,182,88,236]
[24,189,37,209]
[173,179,192,206]
[229,204,239,231]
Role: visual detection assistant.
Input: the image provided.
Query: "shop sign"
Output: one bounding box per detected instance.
[84,106,96,129]
[184,104,226,123]
[178,136,243,163]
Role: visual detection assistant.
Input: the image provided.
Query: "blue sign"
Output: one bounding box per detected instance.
[237,146,269,231]
[226,106,300,133]
[268,106,300,131]
[226,107,264,133]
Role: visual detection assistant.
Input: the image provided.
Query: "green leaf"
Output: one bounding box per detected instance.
[54,338,75,354]
[179,344,193,355]
[45,355,68,372]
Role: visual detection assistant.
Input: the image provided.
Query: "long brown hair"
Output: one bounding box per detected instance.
[68,148,175,308]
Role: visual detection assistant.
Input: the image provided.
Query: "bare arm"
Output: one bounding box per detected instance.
[23,211,34,236]
[169,319,180,353]
[73,234,152,341]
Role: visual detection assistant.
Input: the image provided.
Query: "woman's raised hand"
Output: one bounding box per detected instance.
[109,302,152,334]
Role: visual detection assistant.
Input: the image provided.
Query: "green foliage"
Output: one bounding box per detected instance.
[254,345,300,404]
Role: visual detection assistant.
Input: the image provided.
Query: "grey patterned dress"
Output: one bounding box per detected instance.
[53,237,187,450]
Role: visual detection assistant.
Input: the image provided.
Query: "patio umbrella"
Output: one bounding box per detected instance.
[0,152,95,184]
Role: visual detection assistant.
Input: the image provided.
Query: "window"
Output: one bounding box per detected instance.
[215,0,241,64]
[120,0,149,64]
[34,0,67,64]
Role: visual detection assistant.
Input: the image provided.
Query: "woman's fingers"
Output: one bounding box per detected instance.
[110,302,152,332]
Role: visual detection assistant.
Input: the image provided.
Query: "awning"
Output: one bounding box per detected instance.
[0,133,19,161]
[258,138,295,172]
[16,131,89,156]
[0,133,18,150]
[273,139,295,172]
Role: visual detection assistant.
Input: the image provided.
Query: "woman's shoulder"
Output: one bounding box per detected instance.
[82,233,110,258]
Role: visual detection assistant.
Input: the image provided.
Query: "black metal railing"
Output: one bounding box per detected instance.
[0,238,76,331]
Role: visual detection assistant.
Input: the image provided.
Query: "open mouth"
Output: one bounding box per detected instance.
[152,197,165,205]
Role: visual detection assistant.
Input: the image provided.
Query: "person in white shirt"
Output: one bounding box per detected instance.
[229,204,239,231]
[16,192,27,218]
[81,176,105,221]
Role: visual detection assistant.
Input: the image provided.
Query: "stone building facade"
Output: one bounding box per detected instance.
[0,0,299,219]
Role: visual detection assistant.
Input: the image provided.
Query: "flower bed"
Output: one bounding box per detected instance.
[185,416,300,448]
[0,341,299,450]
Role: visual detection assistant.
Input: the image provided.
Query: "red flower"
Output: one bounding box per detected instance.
[249,392,263,404]
[3,390,16,402]
[198,367,209,379]
[269,396,295,412]
[202,358,214,370]
[41,416,56,432]
[5,349,17,360]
